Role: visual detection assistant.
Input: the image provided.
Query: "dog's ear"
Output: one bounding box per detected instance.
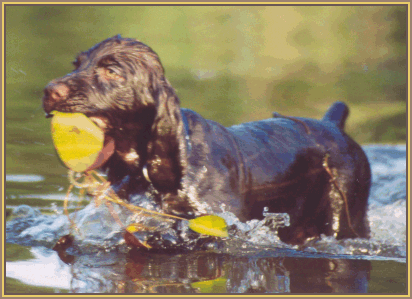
[145,78,188,192]
[124,43,188,192]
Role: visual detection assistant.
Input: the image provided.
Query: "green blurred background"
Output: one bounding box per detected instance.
[5,5,408,179]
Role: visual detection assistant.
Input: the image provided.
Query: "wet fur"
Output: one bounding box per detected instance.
[43,36,371,244]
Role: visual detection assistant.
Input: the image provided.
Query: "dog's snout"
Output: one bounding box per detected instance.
[43,82,70,114]
[44,82,69,103]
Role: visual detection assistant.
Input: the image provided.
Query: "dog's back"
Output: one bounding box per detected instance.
[183,101,371,244]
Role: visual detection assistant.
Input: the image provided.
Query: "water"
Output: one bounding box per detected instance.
[4,145,407,294]
[5,174,45,183]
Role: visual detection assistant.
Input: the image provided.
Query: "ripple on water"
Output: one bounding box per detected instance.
[6,174,45,183]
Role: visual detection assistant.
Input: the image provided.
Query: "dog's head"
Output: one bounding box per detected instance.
[43,36,187,192]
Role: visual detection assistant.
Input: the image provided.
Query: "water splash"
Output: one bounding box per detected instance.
[5,145,407,261]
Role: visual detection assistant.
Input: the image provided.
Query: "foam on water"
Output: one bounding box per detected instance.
[364,145,407,255]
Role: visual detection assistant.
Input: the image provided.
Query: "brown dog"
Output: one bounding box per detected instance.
[43,36,371,245]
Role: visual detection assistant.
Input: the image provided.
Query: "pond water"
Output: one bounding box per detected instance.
[4,145,407,294]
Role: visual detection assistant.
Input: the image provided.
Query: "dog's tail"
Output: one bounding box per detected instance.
[322,101,349,130]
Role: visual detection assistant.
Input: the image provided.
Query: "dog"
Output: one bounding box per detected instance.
[43,35,371,245]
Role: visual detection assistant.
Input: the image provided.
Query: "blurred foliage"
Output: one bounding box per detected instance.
[4,5,407,180]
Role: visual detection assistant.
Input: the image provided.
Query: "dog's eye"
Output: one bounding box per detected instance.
[101,67,124,81]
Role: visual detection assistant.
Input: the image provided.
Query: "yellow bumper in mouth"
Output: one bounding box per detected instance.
[51,111,114,172]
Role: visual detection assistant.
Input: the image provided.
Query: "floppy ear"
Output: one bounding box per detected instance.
[145,77,188,192]
[118,39,188,192]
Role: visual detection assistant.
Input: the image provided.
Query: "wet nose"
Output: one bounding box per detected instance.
[44,82,69,103]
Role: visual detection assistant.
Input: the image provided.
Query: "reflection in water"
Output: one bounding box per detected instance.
[53,248,370,294]
[283,258,369,293]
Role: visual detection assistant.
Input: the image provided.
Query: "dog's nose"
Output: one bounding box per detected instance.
[44,82,69,103]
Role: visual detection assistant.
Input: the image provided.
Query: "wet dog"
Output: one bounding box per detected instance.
[43,36,371,245]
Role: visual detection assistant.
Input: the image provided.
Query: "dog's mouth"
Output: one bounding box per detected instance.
[88,116,111,132]
[84,136,115,171]
[87,115,116,171]
[47,110,111,131]
[81,115,116,171]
